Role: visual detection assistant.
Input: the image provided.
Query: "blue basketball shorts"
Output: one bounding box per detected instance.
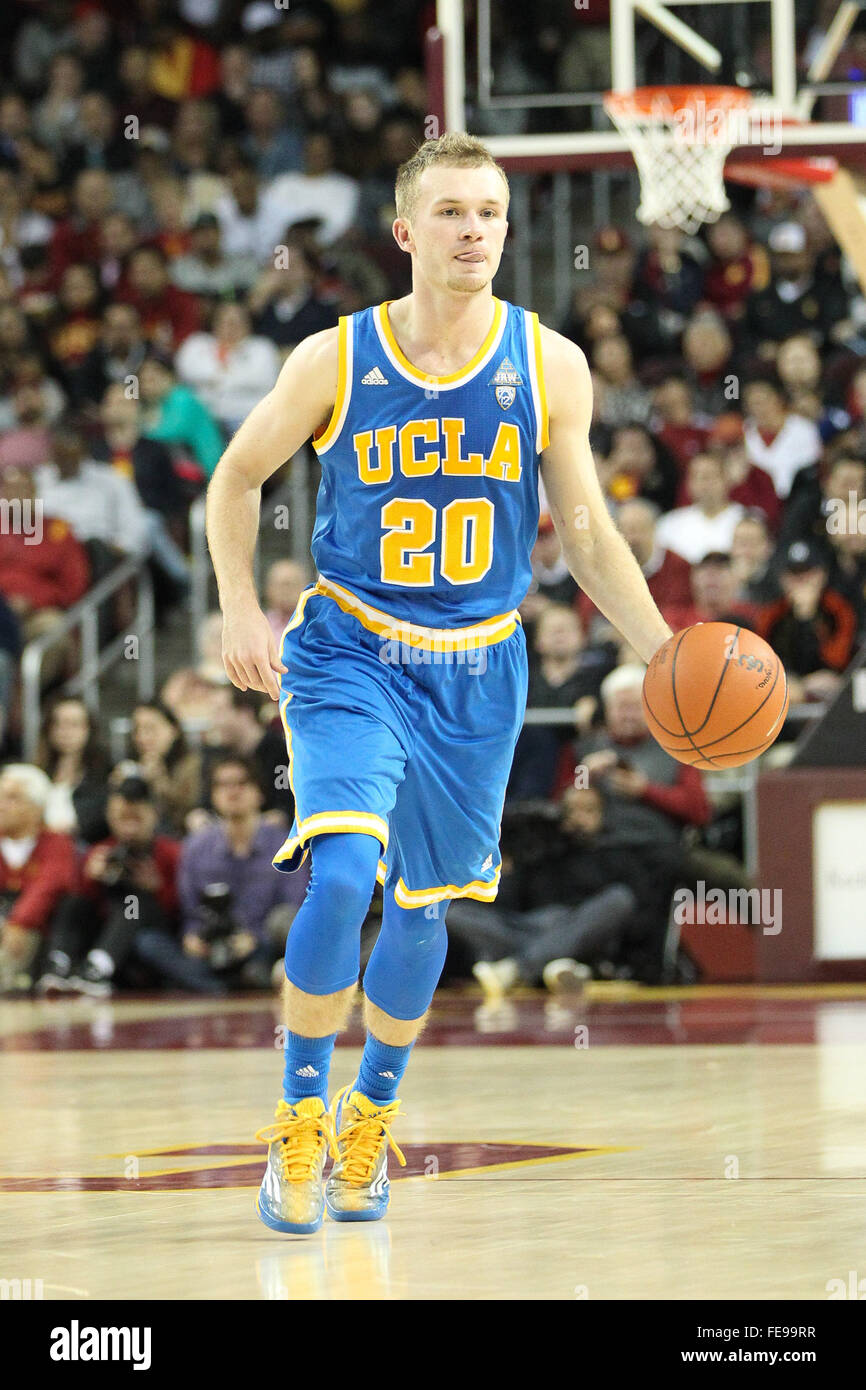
[272,576,529,907]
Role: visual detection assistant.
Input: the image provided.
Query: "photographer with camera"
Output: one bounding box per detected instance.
[179,754,309,989]
[446,786,645,997]
[37,776,221,996]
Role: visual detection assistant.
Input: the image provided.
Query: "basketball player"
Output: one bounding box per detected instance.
[206,133,673,1234]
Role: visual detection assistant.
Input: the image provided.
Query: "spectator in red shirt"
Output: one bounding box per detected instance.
[578,497,693,637]
[757,539,859,704]
[46,262,105,391]
[703,212,770,323]
[689,551,761,628]
[119,245,201,353]
[148,176,194,263]
[709,414,782,531]
[37,776,223,997]
[682,310,738,417]
[0,468,90,683]
[552,663,711,833]
[49,168,115,282]
[0,763,78,994]
[95,211,138,298]
[652,376,711,472]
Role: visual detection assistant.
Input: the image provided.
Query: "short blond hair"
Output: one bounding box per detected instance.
[394,131,510,225]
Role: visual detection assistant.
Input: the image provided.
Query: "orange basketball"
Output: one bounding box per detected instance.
[642,623,789,770]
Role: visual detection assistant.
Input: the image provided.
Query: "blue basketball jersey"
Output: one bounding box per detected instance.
[308,297,549,629]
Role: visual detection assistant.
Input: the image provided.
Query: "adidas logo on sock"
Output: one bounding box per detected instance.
[482,853,494,871]
[295,1064,319,1077]
[378,1070,396,1079]
[361,366,389,385]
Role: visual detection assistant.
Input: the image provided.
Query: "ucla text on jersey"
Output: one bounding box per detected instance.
[309,297,549,636]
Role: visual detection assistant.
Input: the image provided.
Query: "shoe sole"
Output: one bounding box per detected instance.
[256,1197,323,1235]
[325,1197,388,1223]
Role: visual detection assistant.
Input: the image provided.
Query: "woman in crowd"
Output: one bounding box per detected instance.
[127,700,202,836]
[36,695,110,844]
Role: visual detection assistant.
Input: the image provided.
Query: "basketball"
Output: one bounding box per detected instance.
[642,623,789,770]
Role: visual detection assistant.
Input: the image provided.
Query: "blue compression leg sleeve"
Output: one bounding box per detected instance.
[283,831,381,995]
[362,893,450,1022]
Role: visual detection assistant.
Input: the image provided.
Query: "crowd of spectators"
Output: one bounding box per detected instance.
[0,0,428,731]
[1,2,864,999]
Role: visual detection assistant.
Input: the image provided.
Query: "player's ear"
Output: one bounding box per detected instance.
[393,218,414,254]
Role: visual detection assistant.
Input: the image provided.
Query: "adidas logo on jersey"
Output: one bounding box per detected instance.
[294,1064,320,1078]
[482,853,494,871]
[361,366,389,385]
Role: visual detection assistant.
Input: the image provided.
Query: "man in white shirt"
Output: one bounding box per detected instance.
[174,301,281,435]
[655,453,745,564]
[35,419,150,558]
[264,132,360,248]
[743,378,822,500]
[214,162,281,263]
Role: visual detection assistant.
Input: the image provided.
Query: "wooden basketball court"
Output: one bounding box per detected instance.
[1,985,865,1301]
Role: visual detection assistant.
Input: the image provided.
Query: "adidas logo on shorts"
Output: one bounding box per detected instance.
[361,366,389,385]
[482,853,494,871]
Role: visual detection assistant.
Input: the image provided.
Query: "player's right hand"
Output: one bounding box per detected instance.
[221,604,288,701]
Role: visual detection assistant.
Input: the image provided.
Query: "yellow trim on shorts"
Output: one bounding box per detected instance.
[273,812,390,869]
[394,870,501,907]
[277,585,319,656]
[313,574,520,651]
[372,867,502,907]
[312,316,350,452]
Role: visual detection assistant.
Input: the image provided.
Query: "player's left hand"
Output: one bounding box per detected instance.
[221,601,288,701]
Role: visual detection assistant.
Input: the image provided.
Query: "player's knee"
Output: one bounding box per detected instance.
[383,900,449,954]
[309,832,379,928]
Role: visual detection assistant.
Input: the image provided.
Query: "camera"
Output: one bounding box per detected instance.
[101,845,145,887]
[197,883,252,971]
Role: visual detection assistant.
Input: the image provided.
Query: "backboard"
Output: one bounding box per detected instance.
[427,0,866,174]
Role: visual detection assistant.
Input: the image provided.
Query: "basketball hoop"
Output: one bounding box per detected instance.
[724,154,838,192]
[603,85,754,235]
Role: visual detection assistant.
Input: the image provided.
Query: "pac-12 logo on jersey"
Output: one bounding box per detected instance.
[489,356,522,410]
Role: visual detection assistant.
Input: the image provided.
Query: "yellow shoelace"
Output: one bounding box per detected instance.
[255,1102,339,1183]
[336,1100,407,1186]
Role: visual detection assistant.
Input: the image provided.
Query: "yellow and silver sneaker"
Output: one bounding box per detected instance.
[255,1097,338,1234]
[325,1084,407,1222]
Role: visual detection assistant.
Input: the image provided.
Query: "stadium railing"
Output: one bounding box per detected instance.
[20,558,155,762]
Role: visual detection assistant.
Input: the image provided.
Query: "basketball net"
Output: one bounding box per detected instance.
[603,86,754,236]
